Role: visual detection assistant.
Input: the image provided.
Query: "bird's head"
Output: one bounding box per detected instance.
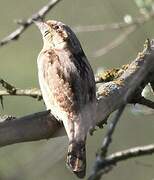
[34,20,69,49]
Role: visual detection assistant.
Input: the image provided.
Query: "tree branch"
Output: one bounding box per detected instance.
[133,96,154,109]
[88,106,126,180]
[88,39,154,180]
[0,87,42,100]
[93,26,136,57]
[0,79,42,100]
[74,12,154,58]
[74,12,154,33]
[88,144,154,180]
[100,105,125,157]
[0,0,62,46]
[0,39,154,148]
[0,111,64,147]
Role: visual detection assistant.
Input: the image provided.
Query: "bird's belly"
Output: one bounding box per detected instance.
[38,64,74,124]
[37,54,96,137]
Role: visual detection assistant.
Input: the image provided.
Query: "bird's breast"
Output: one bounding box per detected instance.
[37,49,80,122]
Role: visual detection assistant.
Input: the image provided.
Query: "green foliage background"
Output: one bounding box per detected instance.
[0,0,154,179]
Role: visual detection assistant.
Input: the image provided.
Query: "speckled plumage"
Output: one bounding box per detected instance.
[35,20,96,178]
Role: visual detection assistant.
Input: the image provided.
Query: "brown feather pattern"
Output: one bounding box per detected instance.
[36,20,96,178]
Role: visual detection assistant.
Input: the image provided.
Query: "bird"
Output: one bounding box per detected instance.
[35,19,96,178]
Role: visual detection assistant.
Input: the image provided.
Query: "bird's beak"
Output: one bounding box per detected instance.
[33,20,49,36]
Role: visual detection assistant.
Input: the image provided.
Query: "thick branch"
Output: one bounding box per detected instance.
[0,40,154,147]
[0,111,64,147]
[88,39,154,179]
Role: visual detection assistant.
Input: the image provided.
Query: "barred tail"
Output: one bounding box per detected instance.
[66,140,86,178]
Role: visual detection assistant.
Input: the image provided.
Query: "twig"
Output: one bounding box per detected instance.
[88,144,154,180]
[74,13,154,58]
[0,78,16,94]
[135,96,154,109]
[93,26,136,57]
[88,105,125,180]
[0,0,62,46]
[0,79,42,108]
[0,88,42,100]
[74,12,154,33]
[100,105,125,157]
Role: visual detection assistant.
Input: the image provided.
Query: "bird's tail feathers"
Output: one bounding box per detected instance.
[66,140,86,178]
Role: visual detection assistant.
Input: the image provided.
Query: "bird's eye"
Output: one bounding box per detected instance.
[54,25,59,30]
[44,30,50,37]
